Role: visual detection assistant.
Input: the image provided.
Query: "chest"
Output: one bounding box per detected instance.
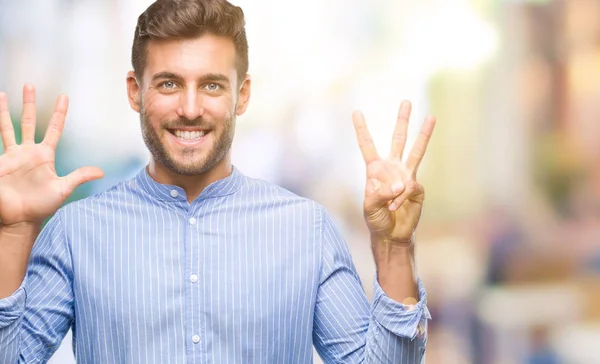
[67,205,322,338]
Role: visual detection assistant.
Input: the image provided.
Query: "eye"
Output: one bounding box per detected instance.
[204,83,220,92]
[160,81,177,90]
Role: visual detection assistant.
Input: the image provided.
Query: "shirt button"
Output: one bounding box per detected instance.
[191,335,200,344]
[190,274,199,283]
[170,190,178,198]
[189,217,197,225]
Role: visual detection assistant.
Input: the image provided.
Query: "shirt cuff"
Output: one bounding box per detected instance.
[0,285,27,328]
[371,276,431,340]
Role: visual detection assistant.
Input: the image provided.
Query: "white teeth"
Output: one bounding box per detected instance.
[174,130,205,140]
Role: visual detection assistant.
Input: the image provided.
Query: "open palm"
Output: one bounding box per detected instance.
[0,85,103,226]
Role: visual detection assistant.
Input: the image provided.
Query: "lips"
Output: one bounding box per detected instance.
[167,128,211,146]
[171,129,205,140]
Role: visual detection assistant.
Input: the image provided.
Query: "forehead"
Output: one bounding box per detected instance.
[144,34,237,79]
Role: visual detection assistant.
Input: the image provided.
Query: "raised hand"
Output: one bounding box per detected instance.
[0,85,104,227]
[353,101,436,246]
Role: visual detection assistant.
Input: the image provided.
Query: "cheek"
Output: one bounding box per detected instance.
[144,92,180,122]
[203,96,235,122]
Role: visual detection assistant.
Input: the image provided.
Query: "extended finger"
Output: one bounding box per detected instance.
[21,84,37,144]
[352,110,379,164]
[0,92,16,149]
[389,100,411,161]
[60,166,104,197]
[406,115,436,173]
[42,95,69,150]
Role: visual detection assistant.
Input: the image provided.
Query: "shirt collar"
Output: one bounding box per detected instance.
[135,165,244,202]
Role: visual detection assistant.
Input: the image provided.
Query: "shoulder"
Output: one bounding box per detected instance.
[239,175,327,216]
[57,177,138,218]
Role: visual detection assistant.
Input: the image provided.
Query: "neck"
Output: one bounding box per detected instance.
[147,155,232,202]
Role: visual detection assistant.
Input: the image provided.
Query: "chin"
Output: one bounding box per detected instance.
[149,130,232,177]
[164,159,211,176]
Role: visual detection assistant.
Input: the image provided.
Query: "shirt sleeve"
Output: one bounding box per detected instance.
[312,208,430,364]
[0,211,74,364]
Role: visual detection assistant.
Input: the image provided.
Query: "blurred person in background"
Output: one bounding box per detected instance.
[0,0,436,363]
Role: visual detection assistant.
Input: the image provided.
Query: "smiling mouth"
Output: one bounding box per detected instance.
[168,129,210,142]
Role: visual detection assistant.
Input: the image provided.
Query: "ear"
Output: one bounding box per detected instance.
[126,71,141,113]
[235,74,251,116]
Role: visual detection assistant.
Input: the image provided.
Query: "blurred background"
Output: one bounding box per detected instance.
[1,0,599,363]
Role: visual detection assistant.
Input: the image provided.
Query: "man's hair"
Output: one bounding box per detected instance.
[132,0,248,85]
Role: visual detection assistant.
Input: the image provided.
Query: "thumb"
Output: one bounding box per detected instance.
[364,178,404,212]
[61,166,104,196]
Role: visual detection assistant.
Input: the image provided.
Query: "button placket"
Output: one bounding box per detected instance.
[187,212,201,350]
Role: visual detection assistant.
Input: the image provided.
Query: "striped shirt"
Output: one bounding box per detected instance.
[0,166,430,363]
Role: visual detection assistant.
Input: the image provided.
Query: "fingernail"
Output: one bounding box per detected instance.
[389,203,397,211]
[392,182,404,193]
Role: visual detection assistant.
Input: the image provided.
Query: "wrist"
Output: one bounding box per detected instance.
[371,233,415,258]
[374,251,419,303]
[0,221,42,237]
[371,235,416,277]
[370,229,415,246]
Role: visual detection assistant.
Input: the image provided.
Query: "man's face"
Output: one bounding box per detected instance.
[130,34,249,176]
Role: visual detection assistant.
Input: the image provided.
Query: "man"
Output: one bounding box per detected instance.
[0,0,436,363]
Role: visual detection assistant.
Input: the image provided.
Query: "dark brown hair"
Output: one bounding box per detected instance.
[132,0,248,84]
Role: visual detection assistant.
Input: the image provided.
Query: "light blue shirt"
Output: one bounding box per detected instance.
[0,167,430,363]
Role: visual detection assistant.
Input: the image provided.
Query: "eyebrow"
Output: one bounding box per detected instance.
[151,71,230,84]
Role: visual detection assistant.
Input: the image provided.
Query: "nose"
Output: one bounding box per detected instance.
[177,88,205,120]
